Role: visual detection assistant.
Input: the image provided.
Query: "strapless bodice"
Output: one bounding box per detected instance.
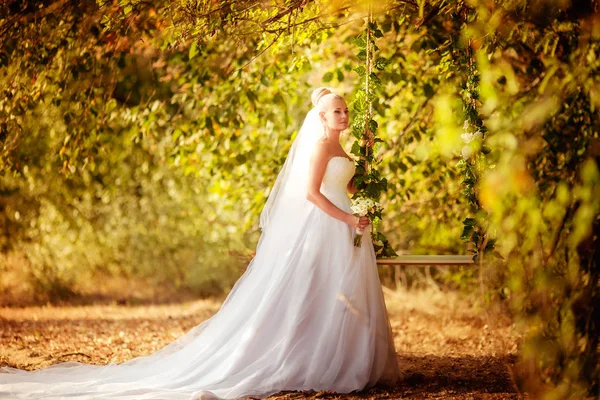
[320,156,355,210]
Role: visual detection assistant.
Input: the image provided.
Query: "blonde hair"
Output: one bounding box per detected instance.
[311,87,332,107]
[312,88,344,113]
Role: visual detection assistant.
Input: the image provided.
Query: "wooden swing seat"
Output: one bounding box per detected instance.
[376,255,474,266]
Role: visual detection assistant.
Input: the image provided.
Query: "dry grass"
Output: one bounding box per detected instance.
[0,287,525,399]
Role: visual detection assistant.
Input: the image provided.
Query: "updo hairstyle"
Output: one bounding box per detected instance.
[311,87,344,113]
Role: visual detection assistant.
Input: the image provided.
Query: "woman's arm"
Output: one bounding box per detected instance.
[347,175,358,195]
[306,145,356,227]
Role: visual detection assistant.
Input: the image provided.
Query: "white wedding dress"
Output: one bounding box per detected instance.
[0,156,400,400]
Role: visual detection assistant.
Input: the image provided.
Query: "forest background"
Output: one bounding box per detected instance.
[0,0,599,398]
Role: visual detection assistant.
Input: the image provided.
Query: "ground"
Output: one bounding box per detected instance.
[0,287,525,399]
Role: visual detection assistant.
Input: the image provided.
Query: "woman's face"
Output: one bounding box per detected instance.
[321,98,349,131]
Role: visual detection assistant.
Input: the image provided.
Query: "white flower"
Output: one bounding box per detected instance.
[461,132,475,143]
[350,197,379,216]
[350,197,381,247]
[461,130,483,143]
[461,145,474,160]
[463,120,469,130]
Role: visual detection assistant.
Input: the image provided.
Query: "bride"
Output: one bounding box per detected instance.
[0,88,401,399]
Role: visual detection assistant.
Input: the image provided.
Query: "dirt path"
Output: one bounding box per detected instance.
[0,288,524,399]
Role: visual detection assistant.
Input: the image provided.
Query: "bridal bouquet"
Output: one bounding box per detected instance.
[350,197,382,247]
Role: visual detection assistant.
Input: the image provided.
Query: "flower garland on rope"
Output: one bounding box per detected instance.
[350,4,397,258]
[455,39,501,264]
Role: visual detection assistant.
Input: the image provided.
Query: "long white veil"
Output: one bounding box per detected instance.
[259,106,323,234]
[0,99,330,392]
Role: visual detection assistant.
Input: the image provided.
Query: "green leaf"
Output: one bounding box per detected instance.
[485,238,497,251]
[462,217,476,226]
[353,37,366,48]
[366,182,380,198]
[354,174,366,185]
[424,83,434,98]
[368,119,378,133]
[172,129,183,142]
[189,42,198,60]
[246,90,258,104]
[379,178,388,192]
[354,66,366,76]
[382,243,398,257]
[205,117,214,135]
[374,57,389,70]
[323,72,334,82]
[461,225,474,240]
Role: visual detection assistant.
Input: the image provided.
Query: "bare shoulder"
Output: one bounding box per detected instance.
[311,140,334,164]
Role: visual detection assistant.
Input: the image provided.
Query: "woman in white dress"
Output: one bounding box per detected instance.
[0,88,401,399]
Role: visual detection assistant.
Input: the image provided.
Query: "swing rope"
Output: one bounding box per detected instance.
[363,3,373,176]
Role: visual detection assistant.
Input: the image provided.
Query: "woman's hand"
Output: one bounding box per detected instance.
[345,214,370,230]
